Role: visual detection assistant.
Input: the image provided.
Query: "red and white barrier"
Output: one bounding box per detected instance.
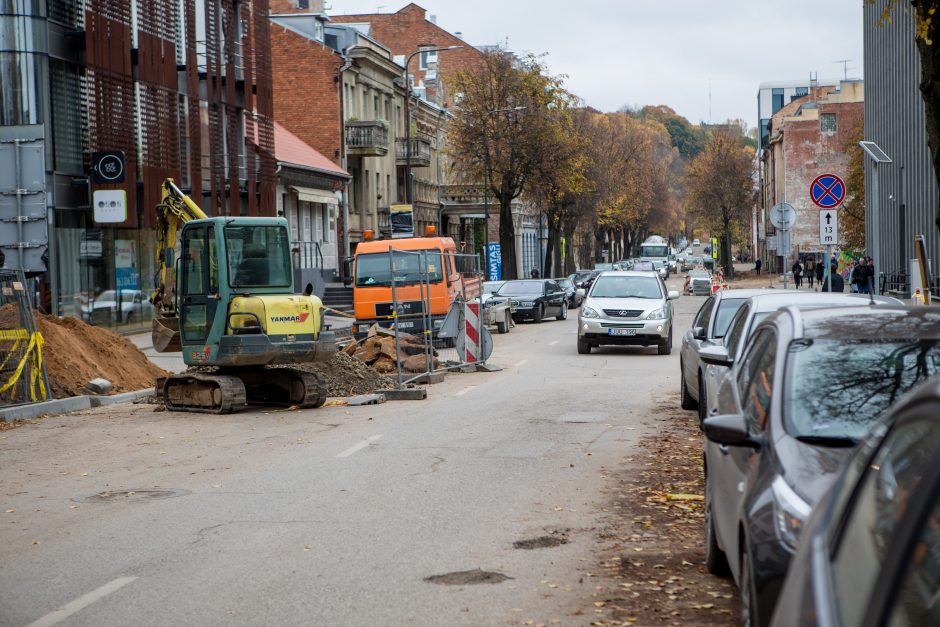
[464,302,481,362]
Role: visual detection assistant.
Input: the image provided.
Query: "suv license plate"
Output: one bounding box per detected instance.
[608,328,637,336]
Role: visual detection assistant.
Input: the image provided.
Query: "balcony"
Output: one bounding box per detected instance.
[345,121,389,157]
[395,137,431,167]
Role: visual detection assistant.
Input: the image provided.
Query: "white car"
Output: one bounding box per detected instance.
[81,289,146,324]
[577,271,679,355]
[692,239,701,247]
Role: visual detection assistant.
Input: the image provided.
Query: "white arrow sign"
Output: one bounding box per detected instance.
[819,209,838,246]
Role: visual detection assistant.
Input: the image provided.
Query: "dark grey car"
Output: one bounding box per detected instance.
[770,376,940,627]
[702,306,940,627]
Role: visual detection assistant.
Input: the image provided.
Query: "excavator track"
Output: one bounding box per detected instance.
[161,373,247,414]
[229,367,328,409]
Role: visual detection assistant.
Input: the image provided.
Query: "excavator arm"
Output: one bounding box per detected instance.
[151,178,208,351]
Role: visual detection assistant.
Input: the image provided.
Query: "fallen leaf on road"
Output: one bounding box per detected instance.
[32,540,40,545]
[80,472,88,476]
[322,400,347,407]
[303,544,312,552]
[69,505,78,509]
[5,509,14,513]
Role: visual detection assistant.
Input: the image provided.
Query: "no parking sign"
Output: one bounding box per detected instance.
[810,174,846,209]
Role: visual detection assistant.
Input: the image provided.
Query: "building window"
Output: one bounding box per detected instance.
[419,47,438,70]
[771,88,784,113]
[794,86,808,97]
[821,113,837,133]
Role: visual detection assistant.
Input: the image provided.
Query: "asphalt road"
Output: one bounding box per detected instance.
[0,274,702,627]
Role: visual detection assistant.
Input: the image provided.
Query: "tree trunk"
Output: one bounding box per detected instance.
[499,196,517,280]
[543,228,555,278]
[595,227,606,263]
[552,230,563,277]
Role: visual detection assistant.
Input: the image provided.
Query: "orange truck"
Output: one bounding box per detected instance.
[351,235,481,338]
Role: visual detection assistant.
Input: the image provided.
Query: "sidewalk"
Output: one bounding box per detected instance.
[127,332,186,373]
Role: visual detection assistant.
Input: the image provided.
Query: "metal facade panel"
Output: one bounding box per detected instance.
[864,0,940,281]
[0,136,48,272]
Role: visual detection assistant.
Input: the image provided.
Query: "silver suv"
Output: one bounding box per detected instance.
[577,271,679,355]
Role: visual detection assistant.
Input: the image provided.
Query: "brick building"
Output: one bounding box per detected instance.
[760,80,864,267]
[0,0,275,329]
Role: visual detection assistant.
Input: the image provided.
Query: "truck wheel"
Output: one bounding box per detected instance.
[496,312,509,334]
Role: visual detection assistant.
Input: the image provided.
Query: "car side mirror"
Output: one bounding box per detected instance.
[491,289,499,295]
[693,326,707,341]
[667,290,679,300]
[703,414,763,449]
[699,345,733,367]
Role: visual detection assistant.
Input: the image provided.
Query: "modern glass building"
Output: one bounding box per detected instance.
[0,0,275,330]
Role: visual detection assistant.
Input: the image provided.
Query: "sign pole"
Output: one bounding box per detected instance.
[826,245,832,292]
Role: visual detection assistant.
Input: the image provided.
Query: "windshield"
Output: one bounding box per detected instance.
[497,280,544,296]
[714,299,747,338]
[484,281,505,293]
[226,225,292,288]
[640,245,669,257]
[594,264,613,271]
[356,250,444,287]
[785,339,940,439]
[590,276,662,299]
[689,271,709,279]
[558,279,573,288]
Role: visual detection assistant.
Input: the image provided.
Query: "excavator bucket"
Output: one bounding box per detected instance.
[152,315,182,353]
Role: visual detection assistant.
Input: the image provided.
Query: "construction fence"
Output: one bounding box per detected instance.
[347,248,496,388]
[0,269,49,404]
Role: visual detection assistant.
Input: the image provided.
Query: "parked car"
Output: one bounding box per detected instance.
[493,279,568,323]
[594,263,616,272]
[569,270,593,288]
[771,376,940,627]
[632,260,654,272]
[701,306,940,627]
[81,289,146,324]
[685,269,712,295]
[651,259,668,280]
[697,292,905,426]
[668,254,678,273]
[577,271,679,355]
[556,277,584,308]
[693,238,701,247]
[680,289,771,422]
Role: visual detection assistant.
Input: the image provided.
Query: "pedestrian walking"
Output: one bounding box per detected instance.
[820,263,845,292]
[805,257,815,288]
[815,259,824,286]
[853,258,871,294]
[755,258,762,276]
[792,260,803,288]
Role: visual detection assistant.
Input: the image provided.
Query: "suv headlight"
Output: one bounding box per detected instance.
[581,306,599,318]
[646,306,667,320]
[771,476,811,551]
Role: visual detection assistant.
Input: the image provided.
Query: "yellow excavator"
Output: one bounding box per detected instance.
[150,179,335,413]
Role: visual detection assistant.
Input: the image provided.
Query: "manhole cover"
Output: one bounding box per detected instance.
[74,489,190,503]
[513,535,570,550]
[424,569,513,585]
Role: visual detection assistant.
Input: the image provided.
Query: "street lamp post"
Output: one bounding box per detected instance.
[860,141,892,295]
[403,44,463,207]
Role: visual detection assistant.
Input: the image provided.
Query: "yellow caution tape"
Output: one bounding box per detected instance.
[0,331,47,402]
[0,329,30,341]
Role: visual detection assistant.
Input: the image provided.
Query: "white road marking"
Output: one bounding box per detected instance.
[514,359,528,368]
[549,340,559,346]
[27,577,137,627]
[455,386,476,397]
[336,435,383,458]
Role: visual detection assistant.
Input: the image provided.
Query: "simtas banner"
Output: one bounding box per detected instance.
[390,204,414,239]
[486,242,502,281]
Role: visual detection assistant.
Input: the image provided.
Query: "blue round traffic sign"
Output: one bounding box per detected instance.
[810,173,845,209]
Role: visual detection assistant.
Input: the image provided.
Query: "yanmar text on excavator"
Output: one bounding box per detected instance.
[149,179,336,413]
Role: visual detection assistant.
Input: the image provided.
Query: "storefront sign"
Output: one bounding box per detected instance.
[487,243,502,281]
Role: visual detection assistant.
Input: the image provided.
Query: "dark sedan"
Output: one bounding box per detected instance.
[770,376,940,627]
[494,279,568,323]
[556,277,584,308]
[702,306,940,627]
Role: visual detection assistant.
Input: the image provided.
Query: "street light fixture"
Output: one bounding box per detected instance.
[860,140,892,295]
[403,44,463,207]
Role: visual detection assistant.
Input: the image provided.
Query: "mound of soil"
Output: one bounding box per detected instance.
[289,351,396,397]
[0,306,166,399]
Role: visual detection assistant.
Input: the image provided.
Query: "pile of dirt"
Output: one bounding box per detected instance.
[289,350,396,397]
[0,307,166,399]
[344,326,439,374]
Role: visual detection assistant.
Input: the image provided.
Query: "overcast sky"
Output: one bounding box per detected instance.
[328,0,864,130]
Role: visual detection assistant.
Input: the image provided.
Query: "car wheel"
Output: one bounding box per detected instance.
[577,336,591,354]
[533,304,544,323]
[740,544,761,627]
[556,302,568,321]
[698,374,708,426]
[704,473,730,576]
[680,365,698,410]
[658,332,671,355]
[496,312,509,334]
